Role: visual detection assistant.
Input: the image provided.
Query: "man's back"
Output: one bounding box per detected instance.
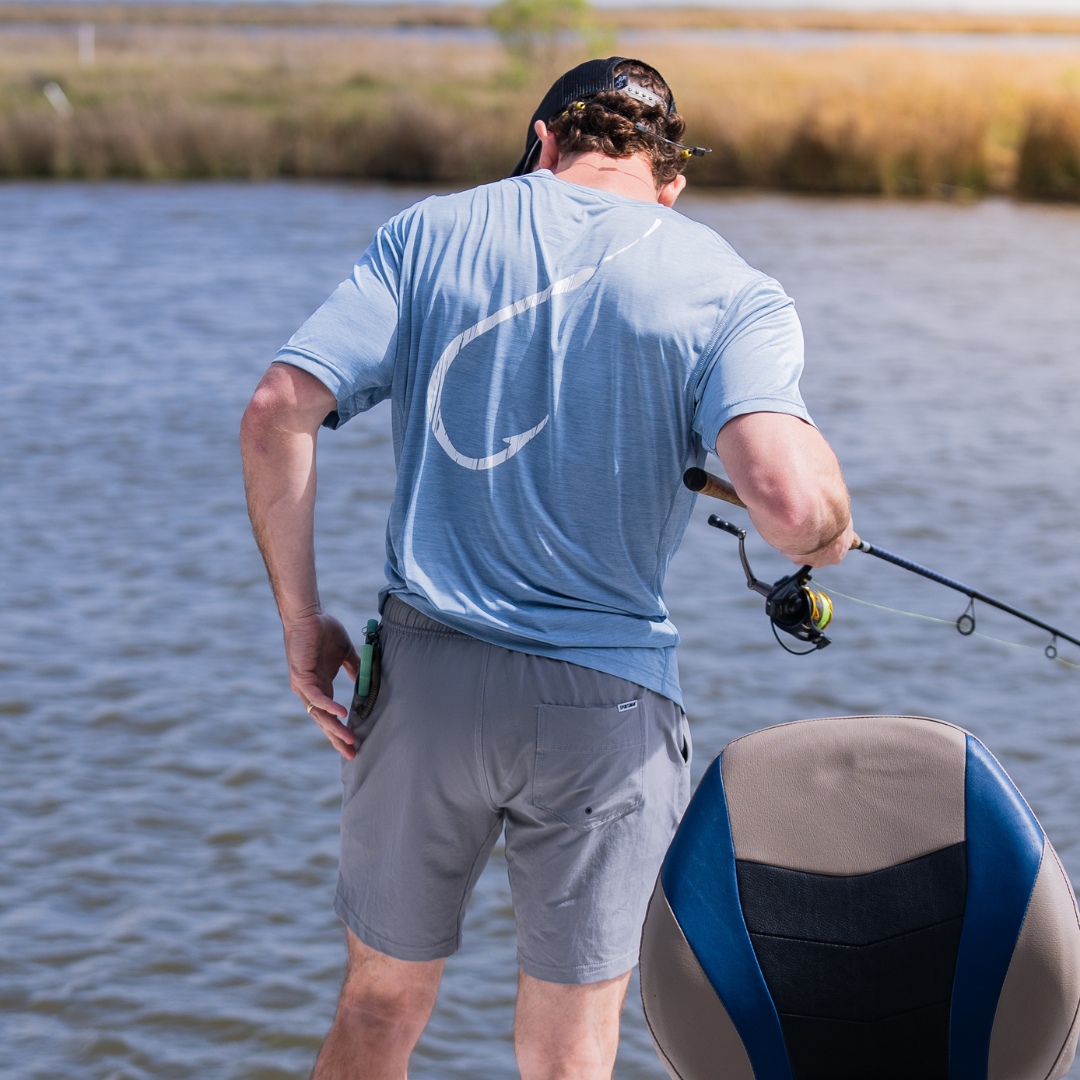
[278,171,809,701]
[242,56,854,1080]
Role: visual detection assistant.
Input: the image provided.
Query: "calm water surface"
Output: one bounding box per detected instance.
[2,183,1079,1079]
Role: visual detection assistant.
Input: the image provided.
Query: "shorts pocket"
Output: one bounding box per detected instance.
[533,701,646,831]
[344,683,381,759]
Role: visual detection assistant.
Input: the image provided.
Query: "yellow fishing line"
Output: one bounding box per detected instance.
[818,585,1079,671]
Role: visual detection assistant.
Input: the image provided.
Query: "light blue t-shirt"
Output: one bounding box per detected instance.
[277,171,811,706]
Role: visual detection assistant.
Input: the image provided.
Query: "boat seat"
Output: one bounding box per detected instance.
[641,715,1080,1080]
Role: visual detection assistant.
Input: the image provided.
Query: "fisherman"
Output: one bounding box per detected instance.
[240,57,853,1080]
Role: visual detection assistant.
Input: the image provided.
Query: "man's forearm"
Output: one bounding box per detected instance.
[242,422,319,623]
[748,469,849,560]
[241,363,359,756]
[240,364,335,624]
[715,412,852,565]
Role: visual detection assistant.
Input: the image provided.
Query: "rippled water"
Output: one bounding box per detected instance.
[2,183,1079,1079]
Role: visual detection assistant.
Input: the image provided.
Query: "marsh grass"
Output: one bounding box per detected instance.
[1018,100,1080,199]
[6,4,1080,34]
[2,20,1079,197]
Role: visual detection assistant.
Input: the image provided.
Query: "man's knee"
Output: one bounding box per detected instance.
[335,930,444,1036]
[515,969,632,1080]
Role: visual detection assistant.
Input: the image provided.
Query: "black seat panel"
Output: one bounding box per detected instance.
[779,1002,952,1080]
[737,843,967,945]
[750,918,962,1021]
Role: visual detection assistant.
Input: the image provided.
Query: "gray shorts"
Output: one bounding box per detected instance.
[335,595,692,985]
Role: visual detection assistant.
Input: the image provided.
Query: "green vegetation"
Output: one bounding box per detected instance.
[486,0,612,83]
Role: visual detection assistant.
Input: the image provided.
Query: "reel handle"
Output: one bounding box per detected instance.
[684,468,863,550]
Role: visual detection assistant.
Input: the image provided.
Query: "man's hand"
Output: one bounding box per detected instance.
[241,362,363,758]
[285,611,361,760]
[715,412,853,569]
[779,519,855,568]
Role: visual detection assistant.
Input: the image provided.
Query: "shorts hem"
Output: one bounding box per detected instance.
[517,947,639,986]
[334,892,461,963]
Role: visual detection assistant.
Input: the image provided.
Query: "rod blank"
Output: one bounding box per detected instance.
[684,468,1080,653]
[858,542,1080,650]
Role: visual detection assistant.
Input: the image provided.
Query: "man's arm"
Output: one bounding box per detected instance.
[240,361,360,759]
[715,412,853,567]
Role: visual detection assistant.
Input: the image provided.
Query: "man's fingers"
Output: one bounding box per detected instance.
[305,701,356,747]
[312,709,357,760]
[299,684,348,720]
[314,712,357,760]
[295,682,355,747]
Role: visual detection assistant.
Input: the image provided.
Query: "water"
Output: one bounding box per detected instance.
[1,182,1078,1079]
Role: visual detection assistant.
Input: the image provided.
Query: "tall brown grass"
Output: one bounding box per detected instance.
[2,20,1079,198]
[1018,100,1080,199]
[6,3,1080,34]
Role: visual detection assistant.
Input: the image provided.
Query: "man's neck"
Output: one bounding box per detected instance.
[550,152,661,204]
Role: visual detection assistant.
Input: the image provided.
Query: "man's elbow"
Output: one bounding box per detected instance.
[240,363,332,449]
[240,389,279,454]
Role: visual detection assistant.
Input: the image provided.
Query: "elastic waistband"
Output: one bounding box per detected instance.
[382,594,472,639]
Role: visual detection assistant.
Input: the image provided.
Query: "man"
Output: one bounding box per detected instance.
[241,58,853,1080]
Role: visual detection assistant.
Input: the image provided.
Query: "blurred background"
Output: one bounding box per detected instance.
[2,2,1080,1079]
[2,0,1080,196]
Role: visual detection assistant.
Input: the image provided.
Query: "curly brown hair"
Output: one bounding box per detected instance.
[546,61,688,187]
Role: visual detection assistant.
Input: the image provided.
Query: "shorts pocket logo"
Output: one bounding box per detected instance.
[533,702,647,831]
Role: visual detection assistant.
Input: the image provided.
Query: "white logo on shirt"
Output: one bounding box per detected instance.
[426,218,662,470]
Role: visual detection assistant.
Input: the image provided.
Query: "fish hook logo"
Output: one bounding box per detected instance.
[426,219,662,471]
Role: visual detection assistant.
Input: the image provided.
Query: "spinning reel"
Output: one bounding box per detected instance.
[687,467,1079,662]
[708,515,834,654]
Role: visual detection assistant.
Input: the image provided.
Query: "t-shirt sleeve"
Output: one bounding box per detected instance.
[273,222,403,429]
[691,274,813,453]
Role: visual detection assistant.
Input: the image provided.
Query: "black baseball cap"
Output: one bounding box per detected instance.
[509,57,675,178]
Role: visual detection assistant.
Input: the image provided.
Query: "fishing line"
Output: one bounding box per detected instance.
[683,467,1080,666]
[817,584,1080,669]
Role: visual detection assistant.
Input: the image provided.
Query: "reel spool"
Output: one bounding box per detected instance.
[708,515,833,653]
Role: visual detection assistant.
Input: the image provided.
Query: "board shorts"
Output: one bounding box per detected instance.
[335,595,692,985]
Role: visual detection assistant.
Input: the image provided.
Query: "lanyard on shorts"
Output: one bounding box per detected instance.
[355,618,382,721]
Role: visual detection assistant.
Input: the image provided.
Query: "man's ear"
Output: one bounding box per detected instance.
[658,173,687,207]
[534,120,561,173]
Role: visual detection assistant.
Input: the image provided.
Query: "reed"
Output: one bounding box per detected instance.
[6,3,1080,34]
[2,19,1079,198]
[1017,100,1080,200]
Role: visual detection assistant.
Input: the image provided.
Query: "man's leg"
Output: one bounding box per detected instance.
[514,969,633,1080]
[312,929,445,1080]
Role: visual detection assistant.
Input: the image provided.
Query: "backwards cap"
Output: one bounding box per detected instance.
[509,57,675,178]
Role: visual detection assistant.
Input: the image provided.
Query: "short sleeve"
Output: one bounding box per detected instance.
[274,222,403,428]
[692,275,813,453]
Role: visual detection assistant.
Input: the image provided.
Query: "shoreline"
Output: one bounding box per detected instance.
[2,18,1078,198]
[5,4,1080,36]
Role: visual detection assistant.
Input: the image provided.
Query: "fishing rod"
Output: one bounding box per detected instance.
[683,467,1080,659]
